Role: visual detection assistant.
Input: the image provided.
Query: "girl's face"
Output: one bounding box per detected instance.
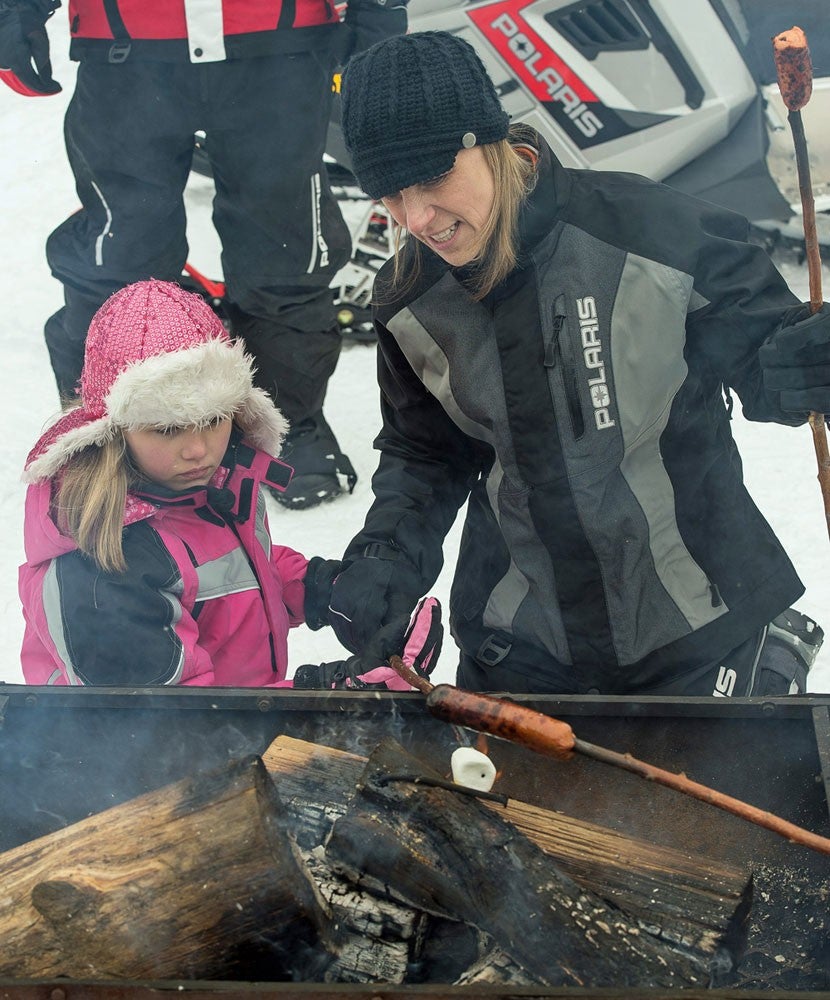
[381,146,496,267]
[124,418,233,492]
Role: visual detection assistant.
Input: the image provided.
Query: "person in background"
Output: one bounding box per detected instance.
[0,0,407,509]
[19,279,440,687]
[322,30,828,697]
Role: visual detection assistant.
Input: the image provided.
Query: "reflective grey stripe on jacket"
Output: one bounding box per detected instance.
[195,547,259,600]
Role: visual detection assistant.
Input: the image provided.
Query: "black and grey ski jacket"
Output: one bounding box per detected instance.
[347,137,805,693]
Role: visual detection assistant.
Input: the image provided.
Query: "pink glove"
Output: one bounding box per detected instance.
[292,596,442,690]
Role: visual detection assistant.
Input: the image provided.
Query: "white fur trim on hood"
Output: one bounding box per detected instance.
[23,340,288,484]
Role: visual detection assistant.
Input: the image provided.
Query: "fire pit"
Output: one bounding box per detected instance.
[0,685,828,997]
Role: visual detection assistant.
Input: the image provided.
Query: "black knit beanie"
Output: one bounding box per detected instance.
[341,31,511,200]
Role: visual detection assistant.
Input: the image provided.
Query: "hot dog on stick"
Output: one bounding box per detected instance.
[387,655,830,856]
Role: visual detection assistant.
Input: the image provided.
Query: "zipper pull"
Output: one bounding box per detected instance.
[544,314,565,368]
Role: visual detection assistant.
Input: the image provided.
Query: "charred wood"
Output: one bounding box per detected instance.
[265,735,751,968]
[733,862,830,990]
[323,737,741,987]
[454,941,542,985]
[301,844,487,985]
[262,736,362,847]
[302,845,421,983]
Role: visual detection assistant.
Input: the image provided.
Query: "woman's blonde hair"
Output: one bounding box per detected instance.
[54,435,133,574]
[383,124,539,302]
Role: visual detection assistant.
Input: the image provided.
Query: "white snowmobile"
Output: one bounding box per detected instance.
[325,0,829,335]
[192,0,830,335]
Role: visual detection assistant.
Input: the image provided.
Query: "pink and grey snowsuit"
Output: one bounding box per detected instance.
[20,435,307,687]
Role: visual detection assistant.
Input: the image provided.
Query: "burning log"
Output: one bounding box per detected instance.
[0,733,753,988]
[264,735,752,965]
[0,755,328,981]
[321,737,745,987]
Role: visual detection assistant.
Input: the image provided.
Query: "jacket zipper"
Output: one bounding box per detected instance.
[213,504,278,674]
[544,306,585,440]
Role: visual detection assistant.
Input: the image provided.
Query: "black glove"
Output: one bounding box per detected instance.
[759,303,830,417]
[293,596,442,689]
[0,0,61,96]
[328,543,424,653]
[303,556,342,631]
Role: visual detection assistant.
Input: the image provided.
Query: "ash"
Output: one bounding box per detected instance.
[733,863,829,991]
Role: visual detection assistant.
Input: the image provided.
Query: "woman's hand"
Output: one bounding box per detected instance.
[294,596,442,689]
[327,545,424,652]
[760,303,830,417]
[302,556,343,631]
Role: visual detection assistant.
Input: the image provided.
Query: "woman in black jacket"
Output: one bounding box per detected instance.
[325,30,827,696]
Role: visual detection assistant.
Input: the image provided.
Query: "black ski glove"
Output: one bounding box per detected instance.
[303,556,342,631]
[293,596,442,689]
[0,0,62,96]
[328,543,424,654]
[759,303,830,417]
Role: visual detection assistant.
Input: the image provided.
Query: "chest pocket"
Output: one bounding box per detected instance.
[544,295,585,441]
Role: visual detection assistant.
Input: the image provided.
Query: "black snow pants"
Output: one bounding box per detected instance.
[45,51,351,421]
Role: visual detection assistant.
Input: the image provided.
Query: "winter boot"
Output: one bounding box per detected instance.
[275,412,357,509]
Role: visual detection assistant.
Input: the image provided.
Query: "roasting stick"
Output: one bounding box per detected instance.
[389,655,830,856]
[772,26,830,539]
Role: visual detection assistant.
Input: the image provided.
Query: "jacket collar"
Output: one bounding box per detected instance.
[128,428,292,526]
[129,426,242,508]
[514,134,570,261]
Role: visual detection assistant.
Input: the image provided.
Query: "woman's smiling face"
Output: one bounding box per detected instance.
[381,146,496,266]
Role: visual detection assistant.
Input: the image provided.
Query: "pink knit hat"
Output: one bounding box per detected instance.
[24,280,288,483]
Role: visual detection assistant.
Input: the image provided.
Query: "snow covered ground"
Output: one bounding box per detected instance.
[1,16,829,691]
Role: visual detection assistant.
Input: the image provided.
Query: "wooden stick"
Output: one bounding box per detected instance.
[573,737,830,856]
[388,656,830,856]
[786,110,823,312]
[773,26,830,538]
[390,654,433,694]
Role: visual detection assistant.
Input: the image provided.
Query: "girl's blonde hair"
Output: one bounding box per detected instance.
[54,435,133,574]
[383,124,539,302]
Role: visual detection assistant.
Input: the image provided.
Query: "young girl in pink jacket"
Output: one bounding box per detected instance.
[19,280,439,687]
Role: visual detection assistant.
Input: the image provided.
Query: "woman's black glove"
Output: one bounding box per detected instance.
[293,596,442,690]
[303,557,342,631]
[759,303,830,417]
[328,544,424,654]
[0,0,62,96]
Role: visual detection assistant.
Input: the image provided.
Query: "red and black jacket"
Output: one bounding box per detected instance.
[64,0,391,62]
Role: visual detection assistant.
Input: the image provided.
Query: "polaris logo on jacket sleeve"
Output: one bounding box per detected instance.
[577,296,615,430]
